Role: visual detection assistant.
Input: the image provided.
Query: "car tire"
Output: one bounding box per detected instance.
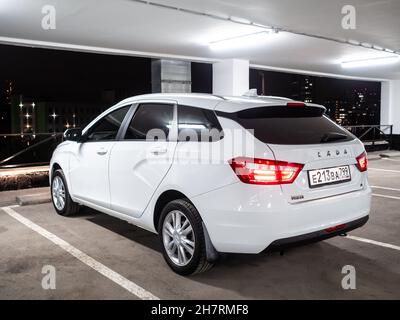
[51,169,79,217]
[158,199,214,275]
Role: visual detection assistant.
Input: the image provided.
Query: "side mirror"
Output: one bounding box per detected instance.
[64,128,83,142]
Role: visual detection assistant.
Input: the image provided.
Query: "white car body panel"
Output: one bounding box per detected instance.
[69,141,114,208]
[192,181,371,253]
[109,140,177,217]
[270,140,366,203]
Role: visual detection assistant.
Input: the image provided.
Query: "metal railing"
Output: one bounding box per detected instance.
[344,125,393,150]
[0,133,64,169]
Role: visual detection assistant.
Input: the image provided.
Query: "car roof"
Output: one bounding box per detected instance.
[117,93,223,110]
[115,93,325,113]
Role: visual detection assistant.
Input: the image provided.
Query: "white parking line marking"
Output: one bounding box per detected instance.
[372,193,400,200]
[346,235,400,252]
[369,168,400,173]
[371,186,400,192]
[382,158,400,162]
[1,206,159,300]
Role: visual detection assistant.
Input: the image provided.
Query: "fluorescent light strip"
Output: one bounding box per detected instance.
[341,56,400,68]
[250,64,389,82]
[209,31,271,51]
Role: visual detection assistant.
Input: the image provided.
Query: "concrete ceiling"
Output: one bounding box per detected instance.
[0,0,399,80]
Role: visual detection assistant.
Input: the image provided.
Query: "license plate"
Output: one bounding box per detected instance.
[308,165,351,188]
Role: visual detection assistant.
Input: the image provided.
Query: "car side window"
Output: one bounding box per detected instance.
[85,105,130,142]
[124,103,174,141]
[178,105,223,142]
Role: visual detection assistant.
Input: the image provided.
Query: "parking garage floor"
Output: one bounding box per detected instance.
[1,158,399,299]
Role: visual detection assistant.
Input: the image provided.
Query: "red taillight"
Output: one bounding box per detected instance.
[229,157,304,185]
[325,224,347,233]
[356,152,368,172]
[287,102,306,107]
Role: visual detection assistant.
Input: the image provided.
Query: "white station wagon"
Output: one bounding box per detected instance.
[50,93,371,275]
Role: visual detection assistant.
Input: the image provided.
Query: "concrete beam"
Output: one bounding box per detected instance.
[213,59,249,96]
[381,80,400,134]
[151,59,191,93]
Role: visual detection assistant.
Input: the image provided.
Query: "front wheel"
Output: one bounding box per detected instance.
[158,199,214,275]
[51,169,79,216]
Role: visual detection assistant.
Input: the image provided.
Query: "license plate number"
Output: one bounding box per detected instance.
[308,166,351,188]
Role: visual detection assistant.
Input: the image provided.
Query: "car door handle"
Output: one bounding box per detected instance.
[150,147,167,155]
[96,148,108,155]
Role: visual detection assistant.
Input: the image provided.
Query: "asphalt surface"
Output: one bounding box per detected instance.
[0,158,399,299]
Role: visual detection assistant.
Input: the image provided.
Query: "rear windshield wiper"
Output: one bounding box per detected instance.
[320,132,348,143]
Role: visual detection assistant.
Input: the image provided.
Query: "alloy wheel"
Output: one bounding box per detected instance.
[162,210,195,266]
[52,176,66,211]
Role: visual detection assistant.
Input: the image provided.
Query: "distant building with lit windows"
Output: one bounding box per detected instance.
[323,87,380,126]
[0,80,13,133]
[290,75,316,103]
[250,69,381,127]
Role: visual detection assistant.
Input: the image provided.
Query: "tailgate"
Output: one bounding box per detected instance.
[268,140,366,203]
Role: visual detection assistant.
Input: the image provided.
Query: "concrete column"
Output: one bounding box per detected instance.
[213,59,249,96]
[151,59,191,93]
[381,80,400,134]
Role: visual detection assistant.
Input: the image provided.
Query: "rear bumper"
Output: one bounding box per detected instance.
[266,215,369,251]
[192,182,371,254]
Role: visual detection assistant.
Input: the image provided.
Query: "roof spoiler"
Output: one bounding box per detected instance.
[242,89,293,101]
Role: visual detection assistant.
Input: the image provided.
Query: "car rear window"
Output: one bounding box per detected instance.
[178,105,223,142]
[216,106,355,145]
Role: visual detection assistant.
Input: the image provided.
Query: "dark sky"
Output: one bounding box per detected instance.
[0,44,212,104]
[0,44,152,103]
[192,62,212,93]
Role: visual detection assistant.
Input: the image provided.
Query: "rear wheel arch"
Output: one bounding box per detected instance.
[153,190,193,232]
[153,190,219,270]
[157,197,216,275]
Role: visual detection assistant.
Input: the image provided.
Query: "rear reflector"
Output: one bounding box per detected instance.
[356,152,368,172]
[229,157,304,185]
[325,224,347,233]
[287,102,306,107]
